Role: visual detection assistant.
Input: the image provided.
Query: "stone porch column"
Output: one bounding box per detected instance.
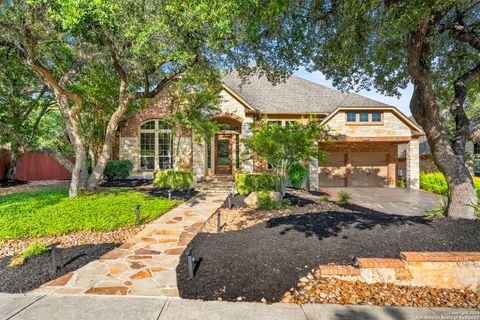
[240,116,254,173]
[406,138,420,189]
[387,147,397,188]
[192,135,206,181]
[308,158,319,190]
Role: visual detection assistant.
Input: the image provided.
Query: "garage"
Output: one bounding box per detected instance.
[319,152,388,187]
[318,153,346,187]
[350,152,388,187]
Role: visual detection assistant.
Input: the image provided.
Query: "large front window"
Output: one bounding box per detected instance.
[140,120,173,170]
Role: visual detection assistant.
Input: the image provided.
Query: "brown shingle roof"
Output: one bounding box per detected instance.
[223,73,390,114]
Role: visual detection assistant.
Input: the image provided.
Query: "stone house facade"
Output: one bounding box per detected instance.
[114,73,423,189]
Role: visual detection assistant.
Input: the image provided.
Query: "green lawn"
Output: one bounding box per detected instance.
[0,188,179,241]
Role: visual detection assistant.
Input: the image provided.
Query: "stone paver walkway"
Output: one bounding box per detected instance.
[2,293,478,320]
[36,193,227,297]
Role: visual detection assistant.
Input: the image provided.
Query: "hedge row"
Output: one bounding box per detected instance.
[153,170,193,191]
[420,171,480,197]
[235,173,282,195]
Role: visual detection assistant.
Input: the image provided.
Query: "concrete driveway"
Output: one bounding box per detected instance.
[322,187,444,216]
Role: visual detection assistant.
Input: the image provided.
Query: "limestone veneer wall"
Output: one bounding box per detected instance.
[319,252,480,291]
[326,111,412,138]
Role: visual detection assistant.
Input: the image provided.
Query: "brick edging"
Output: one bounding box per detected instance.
[401,251,480,262]
[319,252,480,276]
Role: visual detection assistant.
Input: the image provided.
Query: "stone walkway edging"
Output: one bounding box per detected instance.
[36,192,228,297]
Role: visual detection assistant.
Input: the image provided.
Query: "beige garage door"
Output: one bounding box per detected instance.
[351,152,388,187]
[319,153,346,187]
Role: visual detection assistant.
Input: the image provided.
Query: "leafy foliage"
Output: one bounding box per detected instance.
[336,191,351,205]
[256,191,290,210]
[103,160,133,181]
[420,171,480,197]
[235,173,282,195]
[153,170,193,191]
[9,242,48,267]
[243,118,330,192]
[288,162,308,188]
[424,200,448,220]
[420,171,450,196]
[0,188,178,241]
[319,194,330,202]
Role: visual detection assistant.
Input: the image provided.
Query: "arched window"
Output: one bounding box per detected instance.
[139,120,173,170]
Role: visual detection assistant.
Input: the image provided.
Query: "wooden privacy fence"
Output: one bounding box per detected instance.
[0,150,73,181]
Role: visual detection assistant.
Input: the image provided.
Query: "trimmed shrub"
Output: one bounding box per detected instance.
[288,162,308,188]
[420,171,480,197]
[419,171,449,196]
[153,170,193,191]
[256,191,290,210]
[320,194,330,202]
[103,160,133,181]
[235,173,282,195]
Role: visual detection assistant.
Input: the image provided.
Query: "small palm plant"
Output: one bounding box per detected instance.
[423,200,448,219]
[336,191,351,205]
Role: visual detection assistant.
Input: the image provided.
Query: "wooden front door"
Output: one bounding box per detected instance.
[215,134,232,174]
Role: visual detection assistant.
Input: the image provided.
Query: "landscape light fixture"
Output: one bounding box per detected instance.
[135,204,141,225]
[186,247,200,280]
[46,242,61,271]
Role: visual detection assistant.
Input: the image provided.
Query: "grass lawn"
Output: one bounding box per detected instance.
[0,188,179,241]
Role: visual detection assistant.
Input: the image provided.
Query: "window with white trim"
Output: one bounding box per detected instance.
[139,120,173,170]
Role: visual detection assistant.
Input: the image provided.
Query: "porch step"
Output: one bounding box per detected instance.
[204,175,235,183]
[195,181,235,194]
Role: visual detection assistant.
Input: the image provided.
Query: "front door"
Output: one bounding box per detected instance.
[215,135,232,174]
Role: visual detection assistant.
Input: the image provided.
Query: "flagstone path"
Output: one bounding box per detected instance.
[35,192,227,297]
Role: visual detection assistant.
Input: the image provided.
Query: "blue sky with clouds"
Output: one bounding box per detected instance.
[294,68,414,116]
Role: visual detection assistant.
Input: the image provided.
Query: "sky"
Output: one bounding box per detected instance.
[294,68,414,116]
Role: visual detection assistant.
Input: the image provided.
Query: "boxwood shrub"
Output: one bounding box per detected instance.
[103,160,133,180]
[420,171,480,197]
[153,170,193,191]
[235,173,282,195]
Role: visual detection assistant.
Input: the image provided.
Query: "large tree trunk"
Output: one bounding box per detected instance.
[408,24,477,219]
[5,150,19,180]
[410,89,477,219]
[86,99,130,191]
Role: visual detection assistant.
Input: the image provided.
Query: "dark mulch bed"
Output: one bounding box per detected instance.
[100,179,198,201]
[223,191,316,209]
[0,179,28,188]
[177,203,480,303]
[0,243,118,293]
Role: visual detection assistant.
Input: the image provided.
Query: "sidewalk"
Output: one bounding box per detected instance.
[36,193,227,297]
[1,293,478,320]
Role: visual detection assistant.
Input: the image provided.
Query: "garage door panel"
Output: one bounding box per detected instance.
[351,152,387,187]
[319,153,346,187]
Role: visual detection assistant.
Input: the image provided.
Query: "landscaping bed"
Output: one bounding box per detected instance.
[0,243,118,293]
[285,276,479,308]
[177,201,480,304]
[0,227,142,258]
[100,179,198,201]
